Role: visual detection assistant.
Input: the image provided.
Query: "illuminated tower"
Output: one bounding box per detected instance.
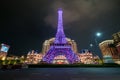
[55,8,67,44]
[42,8,79,64]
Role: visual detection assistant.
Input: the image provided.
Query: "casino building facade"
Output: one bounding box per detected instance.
[25,8,100,64]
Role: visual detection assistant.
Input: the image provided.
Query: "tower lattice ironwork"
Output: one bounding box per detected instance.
[42,8,79,64]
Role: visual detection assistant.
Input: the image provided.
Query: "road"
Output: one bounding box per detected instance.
[0,68,120,80]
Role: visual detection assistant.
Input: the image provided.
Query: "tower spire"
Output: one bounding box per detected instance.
[55,8,67,44]
[57,8,63,33]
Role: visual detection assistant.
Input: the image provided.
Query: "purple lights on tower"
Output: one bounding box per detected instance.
[55,8,67,44]
[42,8,79,64]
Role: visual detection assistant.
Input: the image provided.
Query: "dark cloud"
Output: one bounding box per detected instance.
[45,0,119,29]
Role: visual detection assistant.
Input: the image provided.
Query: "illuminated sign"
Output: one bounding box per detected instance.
[0,44,10,52]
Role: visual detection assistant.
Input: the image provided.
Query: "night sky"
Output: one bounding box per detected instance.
[0,0,120,56]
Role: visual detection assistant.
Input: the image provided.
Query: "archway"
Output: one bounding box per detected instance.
[42,47,79,64]
[52,55,69,64]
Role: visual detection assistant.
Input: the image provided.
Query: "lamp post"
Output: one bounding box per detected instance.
[95,32,102,58]
[95,32,102,46]
[89,32,102,55]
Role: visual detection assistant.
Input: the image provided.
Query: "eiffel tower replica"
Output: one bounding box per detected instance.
[42,8,79,64]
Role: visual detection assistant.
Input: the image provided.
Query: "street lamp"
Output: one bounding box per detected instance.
[96,32,101,37]
[89,32,102,54]
[95,32,102,46]
[95,32,102,58]
[89,32,102,51]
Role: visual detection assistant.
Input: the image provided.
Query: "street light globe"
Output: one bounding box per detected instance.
[96,32,101,37]
[90,44,93,47]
